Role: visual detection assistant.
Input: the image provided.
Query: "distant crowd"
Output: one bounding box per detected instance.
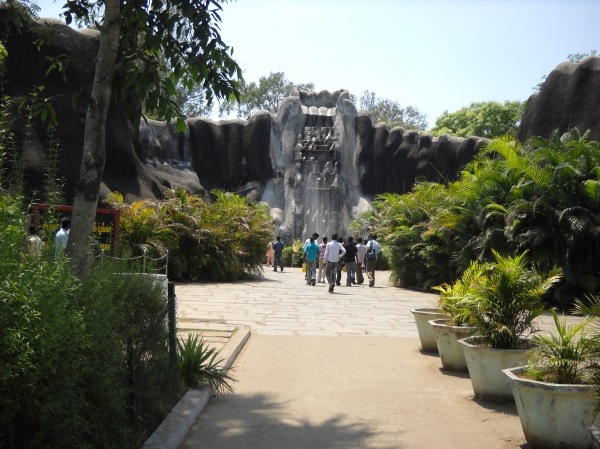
[266,233,382,293]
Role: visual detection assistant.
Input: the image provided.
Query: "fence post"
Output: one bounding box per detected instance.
[168,282,177,368]
[142,247,147,273]
[166,249,169,278]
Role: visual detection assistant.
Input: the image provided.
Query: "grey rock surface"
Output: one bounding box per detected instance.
[518,55,600,142]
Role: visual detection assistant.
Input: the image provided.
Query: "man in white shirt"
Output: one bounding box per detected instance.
[355,237,367,285]
[323,233,346,293]
[55,217,70,259]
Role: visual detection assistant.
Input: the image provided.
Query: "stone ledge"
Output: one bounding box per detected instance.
[140,327,251,449]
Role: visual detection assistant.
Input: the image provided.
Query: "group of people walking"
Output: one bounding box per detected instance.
[266,233,382,293]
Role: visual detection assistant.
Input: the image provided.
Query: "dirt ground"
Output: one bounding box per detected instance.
[180,335,527,449]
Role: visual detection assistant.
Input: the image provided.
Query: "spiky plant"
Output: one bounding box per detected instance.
[177,333,236,394]
[526,309,595,385]
[458,250,561,349]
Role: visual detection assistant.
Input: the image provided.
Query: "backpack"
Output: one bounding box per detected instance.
[366,241,377,261]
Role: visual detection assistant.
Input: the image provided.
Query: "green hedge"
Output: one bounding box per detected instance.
[0,211,181,448]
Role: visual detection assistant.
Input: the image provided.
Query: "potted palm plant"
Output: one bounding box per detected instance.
[429,263,480,372]
[456,250,561,402]
[410,307,446,353]
[503,309,598,448]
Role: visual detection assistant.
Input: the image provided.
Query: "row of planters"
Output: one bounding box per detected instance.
[411,250,600,449]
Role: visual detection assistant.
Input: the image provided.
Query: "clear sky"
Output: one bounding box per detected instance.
[36,0,599,129]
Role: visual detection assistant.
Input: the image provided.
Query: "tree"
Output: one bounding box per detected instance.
[219,71,314,119]
[57,0,243,277]
[351,90,428,131]
[533,50,598,91]
[430,100,525,139]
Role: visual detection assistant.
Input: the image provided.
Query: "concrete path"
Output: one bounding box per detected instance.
[175,268,586,448]
[176,269,438,337]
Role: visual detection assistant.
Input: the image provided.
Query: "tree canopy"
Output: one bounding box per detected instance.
[219,71,313,119]
[430,100,525,138]
[63,0,243,131]
[52,0,244,276]
[352,90,428,131]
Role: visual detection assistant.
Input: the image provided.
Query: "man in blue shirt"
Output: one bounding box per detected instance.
[366,234,382,287]
[272,236,284,272]
[303,237,320,286]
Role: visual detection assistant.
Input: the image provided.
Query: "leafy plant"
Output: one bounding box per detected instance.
[526,309,595,384]
[177,333,236,394]
[457,250,562,349]
[357,129,600,309]
[108,187,274,281]
[432,261,484,324]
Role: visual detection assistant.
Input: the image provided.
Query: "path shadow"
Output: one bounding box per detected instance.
[469,397,519,417]
[418,349,440,358]
[182,393,402,449]
[438,368,471,379]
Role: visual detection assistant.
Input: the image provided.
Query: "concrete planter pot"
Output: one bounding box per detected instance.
[429,319,476,372]
[503,366,598,449]
[410,308,446,353]
[458,336,530,403]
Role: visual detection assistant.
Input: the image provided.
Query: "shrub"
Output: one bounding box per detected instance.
[282,246,293,267]
[0,224,181,448]
[107,187,274,281]
[526,310,596,384]
[177,333,235,394]
[358,130,600,308]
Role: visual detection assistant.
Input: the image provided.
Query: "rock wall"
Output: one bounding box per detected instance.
[518,56,600,142]
[10,17,600,241]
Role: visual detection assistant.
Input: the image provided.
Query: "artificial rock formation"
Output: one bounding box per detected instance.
[518,56,600,143]
[138,88,488,241]
[11,17,599,241]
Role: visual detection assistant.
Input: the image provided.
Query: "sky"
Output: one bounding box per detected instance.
[35,0,600,129]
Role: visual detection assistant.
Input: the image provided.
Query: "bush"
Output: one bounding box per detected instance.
[0,220,181,448]
[107,188,274,281]
[282,246,293,267]
[357,130,600,308]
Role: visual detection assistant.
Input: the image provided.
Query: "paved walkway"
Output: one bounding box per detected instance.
[176,269,438,337]
[174,267,586,448]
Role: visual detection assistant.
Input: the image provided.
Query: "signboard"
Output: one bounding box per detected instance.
[31,204,120,255]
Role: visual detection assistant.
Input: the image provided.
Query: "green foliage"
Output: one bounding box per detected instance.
[433,261,485,323]
[431,100,525,138]
[574,294,600,414]
[0,217,181,449]
[282,245,293,267]
[437,250,562,349]
[358,129,600,308]
[291,239,304,268]
[177,334,235,394]
[526,309,595,384]
[219,71,314,119]
[63,0,243,131]
[0,95,180,447]
[108,186,274,281]
[351,90,428,130]
[375,245,390,270]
